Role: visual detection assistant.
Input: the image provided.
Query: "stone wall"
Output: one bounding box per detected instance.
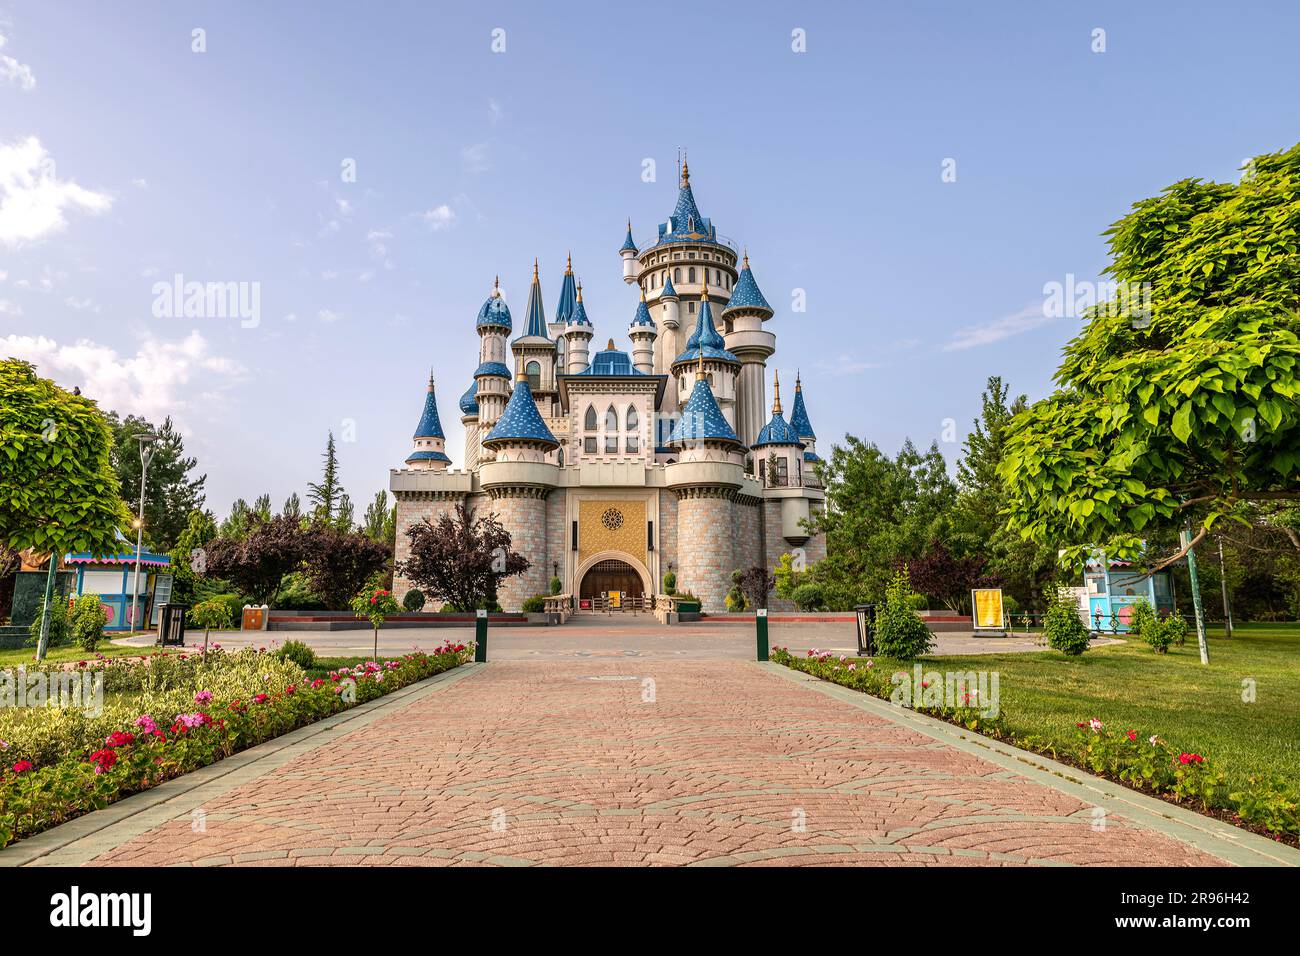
[733,497,763,576]
[391,493,466,609]
[658,491,678,593]
[545,491,567,594]
[761,499,795,611]
[487,490,549,611]
[675,489,734,612]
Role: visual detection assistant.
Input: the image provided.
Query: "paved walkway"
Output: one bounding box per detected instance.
[8,660,1288,868]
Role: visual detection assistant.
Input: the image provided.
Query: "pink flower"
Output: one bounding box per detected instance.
[1149,735,1160,746]
[12,759,33,774]
[253,693,269,704]
[174,713,210,729]
[846,662,857,671]
[134,715,158,734]
[1088,718,1103,732]
[194,690,213,705]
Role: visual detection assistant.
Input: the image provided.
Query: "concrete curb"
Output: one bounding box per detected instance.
[759,662,1300,868]
[0,662,487,867]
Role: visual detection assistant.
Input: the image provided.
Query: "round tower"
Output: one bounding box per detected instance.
[669,277,740,429]
[620,219,639,284]
[563,282,594,374]
[458,380,480,472]
[721,252,777,448]
[404,371,452,472]
[628,289,657,375]
[656,271,681,383]
[474,277,513,455]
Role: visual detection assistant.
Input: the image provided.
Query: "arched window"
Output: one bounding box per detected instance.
[688,267,696,283]
[625,405,638,430]
[525,360,541,389]
[626,407,640,454]
[604,405,619,431]
[584,405,597,431]
[557,448,564,467]
[673,267,681,283]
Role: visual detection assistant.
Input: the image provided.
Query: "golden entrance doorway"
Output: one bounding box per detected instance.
[579,559,644,609]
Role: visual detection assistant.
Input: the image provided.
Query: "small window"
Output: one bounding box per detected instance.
[557,448,564,467]
[688,267,696,283]
[525,360,541,389]
[708,373,715,387]
[626,406,638,430]
[688,301,696,314]
[673,267,681,283]
[626,435,640,453]
[774,456,789,485]
[583,436,596,454]
[605,435,618,453]
[584,406,597,431]
[604,405,618,431]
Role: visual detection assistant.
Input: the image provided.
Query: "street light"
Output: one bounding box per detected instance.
[130,432,159,633]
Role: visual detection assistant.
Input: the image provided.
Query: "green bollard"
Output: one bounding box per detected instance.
[475,608,488,662]
[756,608,769,662]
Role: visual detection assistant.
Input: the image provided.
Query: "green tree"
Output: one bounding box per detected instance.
[219,498,253,540]
[282,492,302,522]
[362,491,395,543]
[307,432,343,525]
[1002,145,1300,572]
[105,413,206,551]
[168,509,219,604]
[0,359,129,556]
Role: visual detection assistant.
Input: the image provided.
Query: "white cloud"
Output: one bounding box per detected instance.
[0,136,113,246]
[0,298,21,316]
[421,204,456,231]
[0,330,246,424]
[942,302,1053,351]
[0,33,36,91]
[814,354,882,376]
[488,98,503,126]
[64,295,98,312]
[131,177,148,188]
[317,309,340,323]
[335,197,352,216]
[461,142,490,174]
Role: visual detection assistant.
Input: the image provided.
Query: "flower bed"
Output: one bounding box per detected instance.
[771,647,1299,843]
[0,641,470,848]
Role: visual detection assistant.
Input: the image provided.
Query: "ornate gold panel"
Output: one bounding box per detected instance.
[578,499,646,564]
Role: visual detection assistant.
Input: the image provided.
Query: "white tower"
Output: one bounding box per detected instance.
[628,289,657,375]
[563,282,594,374]
[619,219,639,284]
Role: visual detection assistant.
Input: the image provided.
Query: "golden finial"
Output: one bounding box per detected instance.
[492,275,500,296]
[565,251,572,274]
[516,369,527,384]
[533,257,539,280]
[428,368,436,391]
[681,152,690,187]
[576,281,583,302]
[743,249,750,270]
[696,346,706,382]
[701,271,709,298]
[772,370,783,416]
[640,286,647,301]
[606,338,615,351]
[795,369,802,392]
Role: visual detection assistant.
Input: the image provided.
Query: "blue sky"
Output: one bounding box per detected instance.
[3,0,1298,517]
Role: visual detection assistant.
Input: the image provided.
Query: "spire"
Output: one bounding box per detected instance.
[411,374,446,439]
[772,369,782,415]
[565,252,572,274]
[631,286,655,328]
[661,271,678,299]
[482,377,559,450]
[668,355,742,449]
[520,260,550,339]
[722,252,773,319]
[788,374,816,440]
[555,256,578,324]
[696,346,705,381]
[568,280,592,328]
[675,291,736,365]
[753,369,803,449]
[620,219,638,254]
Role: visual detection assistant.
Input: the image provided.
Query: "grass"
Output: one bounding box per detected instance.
[908,623,1299,791]
[0,643,175,667]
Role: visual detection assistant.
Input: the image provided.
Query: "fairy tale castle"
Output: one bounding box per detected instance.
[389,160,826,612]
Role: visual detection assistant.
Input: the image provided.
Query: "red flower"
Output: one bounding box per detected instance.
[105,731,136,748]
[89,749,118,774]
[1126,730,1138,742]
[253,693,269,704]
[285,685,296,695]
[1177,752,1205,765]
[12,760,33,774]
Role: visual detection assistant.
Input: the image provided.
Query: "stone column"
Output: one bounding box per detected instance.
[673,487,735,612]
[487,487,549,611]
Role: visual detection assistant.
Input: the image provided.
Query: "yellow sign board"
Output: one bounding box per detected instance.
[608,590,622,609]
[971,589,1004,630]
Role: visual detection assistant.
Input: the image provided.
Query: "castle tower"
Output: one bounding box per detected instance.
[656,272,681,395]
[563,282,594,374]
[474,277,513,458]
[458,380,480,472]
[721,253,776,447]
[550,253,578,371]
[628,289,657,375]
[481,372,560,609]
[513,259,559,417]
[751,370,805,490]
[619,220,639,284]
[665,350,746,612]
[403,371,452,471]
[669,277,740,429]
[789,372,819,463]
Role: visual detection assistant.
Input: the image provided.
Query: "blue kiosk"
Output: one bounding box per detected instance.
[63,548,173,632]
[1082,552,1176,633]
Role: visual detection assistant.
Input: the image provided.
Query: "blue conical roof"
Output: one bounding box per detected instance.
[630,292,655,329]
[476,281,511,331]
[483,378,558,449]
[458,380,479,416]
[753,411,802,448]
[412,374,445,439]
[722,255,773,318]
[517,261,552,342]
[568,283,593,327]
[668,372,741,447]
[667,162,711,239]
[789,377,816,439]
[555,256,577,324]
[661,272,678,299]
[620,221,638,253]
[674,295,737,364]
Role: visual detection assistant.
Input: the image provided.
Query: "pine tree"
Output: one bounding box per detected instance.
[335,493,355,532]
[306,432,343,524]
[362,491,394,542]
[282,492,302,521]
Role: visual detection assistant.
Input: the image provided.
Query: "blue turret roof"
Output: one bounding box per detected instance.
[412,374,446,439]
[620,220,638,253]
[674,294,738,364]
[630,293,655,329]
[474,361,512,379]
[458,380,479,416]
[476,281,511,331]
[483,377,559,448]
[665,162,712,240]
[661,273,678,299]
[789,376,816,439]
[555,256,577,324]
[567,285,593,327]
[722,255,773,318]
[575,340,647,376]
[753,411,802,448]
[406,450,452,464]
[517,261,553,343]
[668,371,741,447]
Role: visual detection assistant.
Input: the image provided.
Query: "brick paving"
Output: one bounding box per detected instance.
[78,661,1227,867]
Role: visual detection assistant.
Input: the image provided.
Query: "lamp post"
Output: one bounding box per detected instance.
[130,432,159,633]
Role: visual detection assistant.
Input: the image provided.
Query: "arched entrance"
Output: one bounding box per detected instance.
[579,559,645,603]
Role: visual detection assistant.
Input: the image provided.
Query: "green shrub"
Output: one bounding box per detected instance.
[724,584,747,612]
[1045,594,1091,656]
[549,577,563,595]
[211,593,247,623]
[402,588,426,612]
[1162,614,1189,648]
[26,598,71,648]
[905,592,928,611]
[521,595,546,613]
[189,598,234,634]
[1127,599,1157,641]
[791,582,824,611]
[275,639,317,669]
[874,568,934,661]
[662,571,677,595]
[70,593,106,652]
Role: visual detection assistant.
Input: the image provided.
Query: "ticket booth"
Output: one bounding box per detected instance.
[63,549,173,631]
[1082,553,1175,633]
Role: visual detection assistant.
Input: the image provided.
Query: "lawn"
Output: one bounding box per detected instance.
[917,623,1299,792]
[0,642,173,668]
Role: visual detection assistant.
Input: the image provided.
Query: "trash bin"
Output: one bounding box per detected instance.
[854,604,876,656]
[157,603,189,646]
